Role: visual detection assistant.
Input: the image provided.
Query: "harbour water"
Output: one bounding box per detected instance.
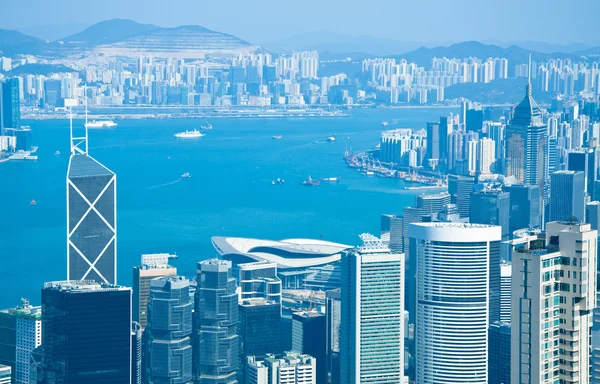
[0,107,456,307]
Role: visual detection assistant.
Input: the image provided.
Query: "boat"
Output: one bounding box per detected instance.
[29,199,36,206]
[55,150,60,156]
[301,175,321,186]
[85,120,117,128]
[174,129,205,139]
[272,178,285,185]
[322,177,340,182]
[381,121,389,126]
[363,171,375,176]
[272,135,283,140]
[181,172,191,178]
[327,135,336,142]
[200,122,213,130]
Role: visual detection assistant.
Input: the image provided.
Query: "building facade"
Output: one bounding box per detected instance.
[410,222,502,383]
[194,259,239,384]
[325,290,341,384]
[340,235,404,384]
[145,276,193,384]
[291,311,326,384]
[510,222,597,384]
[549,170,585,223]
[246,352,316,384]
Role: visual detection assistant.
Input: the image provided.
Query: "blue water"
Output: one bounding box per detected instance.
[0,107,456,307]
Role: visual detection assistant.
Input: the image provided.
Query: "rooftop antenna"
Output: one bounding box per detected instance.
[68,87,88,156]
[528,53,532,84]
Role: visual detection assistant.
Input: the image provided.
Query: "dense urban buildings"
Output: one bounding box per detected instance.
[36,280,132,384]
[510,223,597,384]
[410,222,502,384]
[340,235,404,384]
[246,352,316,384]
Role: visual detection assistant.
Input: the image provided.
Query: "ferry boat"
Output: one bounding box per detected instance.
[181,172,191,178]
[327,135,336,142]
[272,135,283,140]
[85,120,117,128]
[200,122,213,130]
[301,175,321,186]
[174,129,205,139]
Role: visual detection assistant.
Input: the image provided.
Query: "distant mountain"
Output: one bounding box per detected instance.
[59,19,160,46]
[0,29,45,56]
[394,41,579,67]
[264,32,422,56]
[499,41,594,54]
[7,63,76,76]
[16,22,90,42]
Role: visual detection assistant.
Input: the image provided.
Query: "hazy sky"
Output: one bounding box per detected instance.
[1,0,598,45]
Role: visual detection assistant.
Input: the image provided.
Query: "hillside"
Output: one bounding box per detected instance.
[59,19,160,46]
[0,29,45,55]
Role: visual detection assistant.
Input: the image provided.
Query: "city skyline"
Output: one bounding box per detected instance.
[0,0,599,46]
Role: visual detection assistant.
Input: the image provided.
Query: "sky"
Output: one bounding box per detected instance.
[1,0,599,45]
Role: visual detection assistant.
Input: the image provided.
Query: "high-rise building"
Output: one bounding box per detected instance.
[145,276,193,384]
[410,222,502,383]
[567,148,598,197]
[470,188,510,239]
[488,322,511,384]
[426,119,448,167]
[504,83,547,190]
[1,78,20,133]
[507,184,542,231]
[380,214,403,252]
[325,290,340,384]
[292,311,326,384]
[340,235,404,384]
[478,137,496,174]
[0,365,10,384]
[510,222,597,384]
[593,295,600,384]
[239,298,281,364]
[246,352,316,384]
[131,322,142,384]
[549,170,585,223]
[38,280,132,384]
[238,261,281,304]
[194,259,239,384]
[587,201,600,230]
[415,191,451,218]
[402,206,424,255]
[67,152,117,284]
[448,174,475,218]
[132,253,177,329]
[0,300,42,384]
[500,262,511,323]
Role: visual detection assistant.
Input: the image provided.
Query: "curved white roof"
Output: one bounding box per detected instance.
[211,236,351,269]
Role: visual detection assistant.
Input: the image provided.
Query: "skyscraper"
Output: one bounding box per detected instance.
[38,280,132,384]
[500,262,511,323]
[470,188,510,239]
[507,184,542,231]
[549,170,585,223]
[291,311,326,384]
[447,174,475,218]
[325,290,341,384]
[587,201,600,230]
[410,223,502,383]
[67,131,117,284]
[1,78,20,133]
[131,322,142,384]
[133,253,177,329]
[194,259,239,384]
[415,191,451,218]
[504,83,547,190]
[0,300,42,384]
[488,322,511,384]
[238,261,281,304]
[145,276,193,384]
[239,298,282,373]
[340,235,404,384]
[510,222,597,384]
[380,214,403,252]
[567,148,598,197]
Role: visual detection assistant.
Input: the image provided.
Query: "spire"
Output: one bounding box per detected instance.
[526,53,532,97]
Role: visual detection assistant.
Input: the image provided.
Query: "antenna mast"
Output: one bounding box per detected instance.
[67,88,88,155]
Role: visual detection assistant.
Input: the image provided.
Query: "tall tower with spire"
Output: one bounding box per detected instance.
[66,96,117,284]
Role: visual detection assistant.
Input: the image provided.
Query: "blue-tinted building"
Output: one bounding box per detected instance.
[470,189,510,239]
[507,184,541,231]
[567,148,598,197]
[145,276,193,384]
[38,281,131,384]
[488,322,511,384]
[549,170,585,223]
[67,154,116,284]
[292,311,327,384]
[1,78,20,133]
[194,259,239,384]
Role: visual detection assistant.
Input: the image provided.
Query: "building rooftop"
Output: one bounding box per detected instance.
[240,298,278,307]
[43,280,128,293]
[67,154,113,178]
[510,83,544,127]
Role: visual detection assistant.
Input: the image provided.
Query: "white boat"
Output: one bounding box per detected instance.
[273,135,283,140]
[174,129,205,139]
[85,120,117,128]
[55,150,60,156]
[322,177,340,182]
[382,121,389,126]
[181,172,191,178]
[327,135,336,142]
[200,122,213,130]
